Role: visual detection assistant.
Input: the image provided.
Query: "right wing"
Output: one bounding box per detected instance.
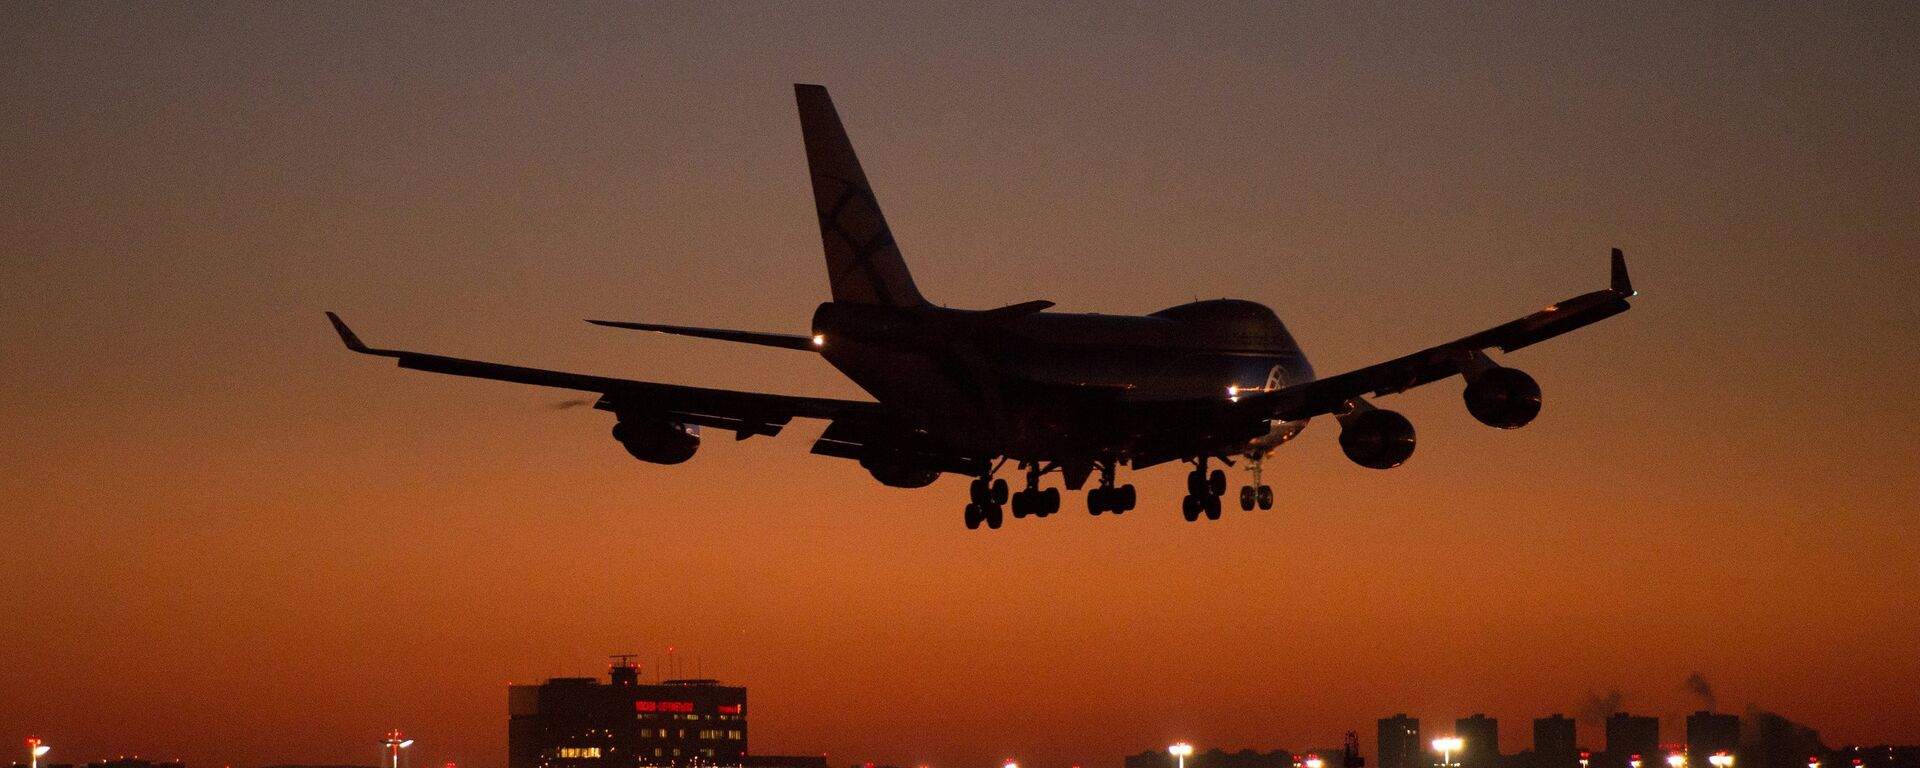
[328,312,867,438]
[585,319,820,351]
[327,312,986,474]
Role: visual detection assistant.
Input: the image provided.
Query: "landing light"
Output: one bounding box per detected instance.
[811,333,826,348]
[1227,384,1239,402]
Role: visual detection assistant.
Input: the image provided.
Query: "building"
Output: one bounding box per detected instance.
[1687,712,1740,765]
[1533,715,1579,768]
[1606,714,1661,768]
[1457,715,1500,768]
[1381,715,1424,768]
[1124,748,1296,768]
[508,658,821,768]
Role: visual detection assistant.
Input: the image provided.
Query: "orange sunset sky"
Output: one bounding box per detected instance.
[3,3,1916,768]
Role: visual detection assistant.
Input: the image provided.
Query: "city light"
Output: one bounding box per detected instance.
[1306,755,1325,768]
[1433,738,1464,767]
[1172,742,1195,768]
[1667,755,1687,768]
[1709,754,1734,768]
[28,739,51,768]
[1631,756,1644,768]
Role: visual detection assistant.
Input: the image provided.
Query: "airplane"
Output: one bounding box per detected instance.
[328,83,1637,530]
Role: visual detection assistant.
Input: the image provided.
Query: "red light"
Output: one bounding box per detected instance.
[719,704,742,714]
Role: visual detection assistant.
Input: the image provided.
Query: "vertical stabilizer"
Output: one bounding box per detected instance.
[795,84,928,307]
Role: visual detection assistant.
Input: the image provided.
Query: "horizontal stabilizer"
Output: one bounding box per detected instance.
[587,319,819,351]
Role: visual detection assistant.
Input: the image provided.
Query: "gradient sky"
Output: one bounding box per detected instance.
[3,3,1917,768]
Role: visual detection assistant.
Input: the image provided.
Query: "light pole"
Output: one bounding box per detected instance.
[1433,738,1464,768]
[1171,743,1194,768]
[29,739,51,768]
[381,731,414,768]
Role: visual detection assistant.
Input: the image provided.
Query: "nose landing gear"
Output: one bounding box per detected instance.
[1086,459,1136,516]
[1237,454,1275,511]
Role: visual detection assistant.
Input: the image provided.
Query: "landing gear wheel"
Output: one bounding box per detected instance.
[1208,468,1227,497]
[1010,491,1031,519]
[1239,485,1256,511]
[1186,470,1206,497]
[964,503,983,530]
[969,479,991,506]
[1256,485,1273,510]
[1042,487,1061,516]
[1181,495,1201,522]
[1117,484,1136,511]
[985,503,1004,529]
[991,478,1009,506]
[1087,488,1107,516]
[1203,494,1223,520]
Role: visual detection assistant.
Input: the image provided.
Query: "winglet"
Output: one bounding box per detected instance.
[1610,248,1635,297]
[326,311,399,357]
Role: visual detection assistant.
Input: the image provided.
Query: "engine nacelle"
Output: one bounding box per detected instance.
[1339,408,1416,469]
[610,417,700,465]
[861,452,941,488]
[1463,366,1542,429]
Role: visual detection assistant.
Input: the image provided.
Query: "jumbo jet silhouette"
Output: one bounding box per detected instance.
[330,84,1636,530]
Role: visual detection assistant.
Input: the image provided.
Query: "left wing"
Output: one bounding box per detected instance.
[327,312,873,438]
[1245,249,1636,423]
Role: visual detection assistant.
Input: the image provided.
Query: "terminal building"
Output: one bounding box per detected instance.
[508,658,822,768]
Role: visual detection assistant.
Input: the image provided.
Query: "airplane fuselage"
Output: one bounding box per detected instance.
[813,298,1315,462]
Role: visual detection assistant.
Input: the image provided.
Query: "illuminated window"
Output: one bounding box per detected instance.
[556,748,602,759]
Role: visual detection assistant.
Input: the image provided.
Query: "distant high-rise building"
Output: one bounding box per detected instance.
[1535,714,1579,768]
[1458,714,1501,768]
[1606,714,1661,768]
[1687,712,1741,765]
[1381,715,1424,768]
[507,658,822,768]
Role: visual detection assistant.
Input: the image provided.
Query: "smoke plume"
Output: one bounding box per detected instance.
[1685,672,1718,711]
[1579,688,1625,724]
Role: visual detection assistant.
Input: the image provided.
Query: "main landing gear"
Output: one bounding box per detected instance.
[1181,458,1227,522]
[1009,464,1062,519]
[1237,454,1275,511]
[1086,460,1136,516]
[963,475,1008,530]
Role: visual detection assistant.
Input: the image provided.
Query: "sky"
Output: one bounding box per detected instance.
[3,2,1918,768]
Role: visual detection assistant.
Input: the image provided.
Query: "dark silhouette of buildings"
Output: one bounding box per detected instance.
[1381,715,1424,768]
[507,658,821,768]
[1533,714,1580,768]
[1457,715,1499,768]
[1688,712,1741,764]
[1125,749,1302,768]
[1606,714,1662,768]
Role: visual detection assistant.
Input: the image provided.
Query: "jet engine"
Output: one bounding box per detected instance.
[610,416,700,465]
[1339,409,1416,469]
[860,452,941,488]
[1462,366,1542,429]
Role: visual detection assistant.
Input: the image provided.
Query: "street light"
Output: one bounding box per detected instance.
[28,739,51,768]
[1631,756,1643,768]
[1667,755,1687,768]
[381,731,414,768]
[1306,756,1325,768]
[1709,754,1734,768]
[1433,738,1464,768]
[1171,743,1195,768]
